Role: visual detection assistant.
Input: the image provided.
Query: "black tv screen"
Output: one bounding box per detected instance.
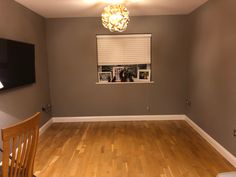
[0,38,35,91]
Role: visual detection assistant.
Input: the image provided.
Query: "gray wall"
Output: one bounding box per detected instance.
[46,16,190,117]
[0,0,51,130]
[187,0,236,156]
[1,0,234,159]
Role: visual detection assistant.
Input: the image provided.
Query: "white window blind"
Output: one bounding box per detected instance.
[97,34,151,66]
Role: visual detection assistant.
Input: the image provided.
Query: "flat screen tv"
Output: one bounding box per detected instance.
[0,38,35,91]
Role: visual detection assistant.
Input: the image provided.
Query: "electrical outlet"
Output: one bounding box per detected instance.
[234,129,236,137]
[42,104,52,113]
[185,98,191,106]
[146,106,150,112]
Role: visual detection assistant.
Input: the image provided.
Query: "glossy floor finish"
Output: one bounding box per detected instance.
[34,121,235,177]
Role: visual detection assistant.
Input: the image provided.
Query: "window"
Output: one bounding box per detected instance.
[97,34,152,83]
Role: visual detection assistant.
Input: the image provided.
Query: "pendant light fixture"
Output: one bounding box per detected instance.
[101,4,130,32]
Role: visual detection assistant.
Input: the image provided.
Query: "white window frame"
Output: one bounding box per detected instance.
[96,34,153,84]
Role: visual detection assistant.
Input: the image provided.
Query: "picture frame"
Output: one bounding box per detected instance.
[112,66,124,81]
[138,69,151,81]
[98,72,112,82]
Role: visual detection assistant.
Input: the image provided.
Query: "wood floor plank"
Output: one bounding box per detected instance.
[34,121,235,177]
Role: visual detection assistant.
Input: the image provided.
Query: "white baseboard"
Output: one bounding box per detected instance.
[52,115,186,123]
[184,115,236,168]
[39,118,53,136]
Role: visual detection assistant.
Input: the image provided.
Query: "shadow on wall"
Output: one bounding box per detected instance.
[0,83,51,128]
[0,111,20,128]
[0,92,38,127]
[0,111,21,158]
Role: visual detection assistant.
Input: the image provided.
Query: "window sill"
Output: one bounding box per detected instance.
[96,81,154,85]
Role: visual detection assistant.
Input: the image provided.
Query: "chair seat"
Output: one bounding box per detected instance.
[217,172,236,177]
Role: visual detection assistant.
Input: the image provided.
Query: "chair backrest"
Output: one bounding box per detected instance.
[1,113,40,177]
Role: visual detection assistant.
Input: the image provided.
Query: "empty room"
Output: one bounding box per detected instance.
[0,0,235,176]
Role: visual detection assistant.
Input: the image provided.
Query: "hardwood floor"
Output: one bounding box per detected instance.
[34,121,235,177]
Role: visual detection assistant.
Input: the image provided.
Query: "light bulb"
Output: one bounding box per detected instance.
[0,81,4,89]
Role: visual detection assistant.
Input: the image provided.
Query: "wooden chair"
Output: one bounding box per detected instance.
[0,112,40,177]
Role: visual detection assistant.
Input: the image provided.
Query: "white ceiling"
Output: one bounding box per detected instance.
[15,0,208,18]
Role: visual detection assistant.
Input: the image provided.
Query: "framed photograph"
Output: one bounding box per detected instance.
[113,67,124,81]
[138,69,151,81]
[98,72,112,82]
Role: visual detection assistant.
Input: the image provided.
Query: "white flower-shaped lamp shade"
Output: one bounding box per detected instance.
[102,4,130,32]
